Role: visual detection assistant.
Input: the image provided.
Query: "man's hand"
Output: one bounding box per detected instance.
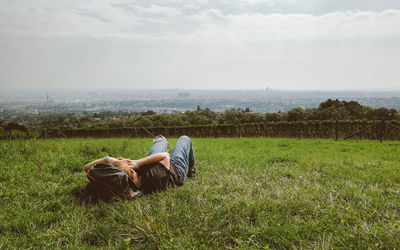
[125,160,139,170]
[117,157,131,162]
[84,156,137,173]
[117,157,139,169]
[120,153,170,170]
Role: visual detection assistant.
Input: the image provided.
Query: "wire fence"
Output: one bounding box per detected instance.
[3,120,399,141]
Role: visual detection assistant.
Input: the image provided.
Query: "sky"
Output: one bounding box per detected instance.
[0,0,399,90]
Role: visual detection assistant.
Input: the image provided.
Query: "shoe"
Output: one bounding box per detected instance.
[187,167,197,178]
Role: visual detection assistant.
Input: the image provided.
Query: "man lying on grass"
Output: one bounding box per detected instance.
[83,136,196,201]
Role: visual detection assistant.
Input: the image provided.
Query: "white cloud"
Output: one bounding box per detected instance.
[1,0,399,42]
[189,9,224,22]
[240,0,296,5]
[0,0,399,90]
[134,5,182,17]
[0,0,142,37]
[183,9,400,50]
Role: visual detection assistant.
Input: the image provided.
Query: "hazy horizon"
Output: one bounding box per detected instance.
[1,87,400,92]
[1,0,399,90]
[2,87,400,113]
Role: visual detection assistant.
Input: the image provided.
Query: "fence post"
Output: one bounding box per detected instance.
[379,120,385,143]
[298,122,301,140]
[335,119,338,141]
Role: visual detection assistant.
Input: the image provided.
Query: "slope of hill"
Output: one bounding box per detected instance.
[0,138,399,248]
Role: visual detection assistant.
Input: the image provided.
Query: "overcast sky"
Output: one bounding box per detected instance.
[0,0,399,90]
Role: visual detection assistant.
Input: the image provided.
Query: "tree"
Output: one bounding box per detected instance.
[140,110,155,116]
[241,112,259,123]
[287,107,305,122]
[264,112,281,122]
[344,101,364,119]
[135,117,154,127]
[365,107,397,120]
[319,99,341,110]
[317,99,366,120]
[224,109,243,124]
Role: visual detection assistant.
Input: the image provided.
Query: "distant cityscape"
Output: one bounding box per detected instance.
[1,89,400,117]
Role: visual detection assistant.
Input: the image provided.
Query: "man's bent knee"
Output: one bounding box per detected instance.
[179,135,190,141]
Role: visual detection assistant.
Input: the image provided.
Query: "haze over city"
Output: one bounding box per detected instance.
[1,0,399,91]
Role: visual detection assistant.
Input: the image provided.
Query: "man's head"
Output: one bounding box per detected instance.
[86,163,141,201]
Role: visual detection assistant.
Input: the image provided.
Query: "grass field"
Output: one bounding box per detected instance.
[0,137,399,248]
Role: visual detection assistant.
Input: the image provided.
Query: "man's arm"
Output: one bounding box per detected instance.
[129,152,170,170]
[84,158,104,173]
[84,156,131,173]
[84,157,141,187]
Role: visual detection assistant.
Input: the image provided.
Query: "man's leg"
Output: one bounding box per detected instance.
[147,136,169,156]
[170,135,195,182]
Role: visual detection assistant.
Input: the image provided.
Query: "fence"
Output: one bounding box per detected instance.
[28,120,400,140]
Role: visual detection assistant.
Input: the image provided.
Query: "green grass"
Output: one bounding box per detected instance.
[0,137,399,248]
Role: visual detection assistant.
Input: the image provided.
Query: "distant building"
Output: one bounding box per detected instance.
[29,109,39,115]
[90,118,102,121]
[177,92,190,98]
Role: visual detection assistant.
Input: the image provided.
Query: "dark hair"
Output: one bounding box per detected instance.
[84,181,116,203]
[84,163,142,203]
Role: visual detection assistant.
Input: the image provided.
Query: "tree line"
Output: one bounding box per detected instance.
[1,99,398,132]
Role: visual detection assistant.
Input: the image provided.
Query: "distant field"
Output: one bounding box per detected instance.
[0,138,399,248]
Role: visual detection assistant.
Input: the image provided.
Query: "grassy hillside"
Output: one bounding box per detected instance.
[0,138,399,248]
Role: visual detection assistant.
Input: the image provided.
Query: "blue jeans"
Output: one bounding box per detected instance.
[147,136,169,156]
[147,135,195,182]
